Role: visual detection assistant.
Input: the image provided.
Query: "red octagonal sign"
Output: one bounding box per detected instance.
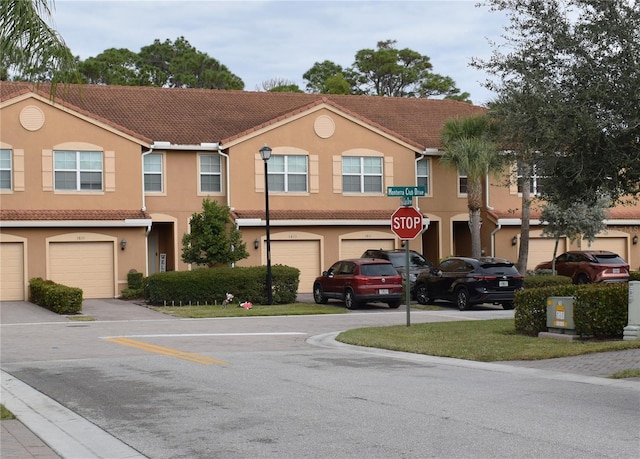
[391,206,424,240]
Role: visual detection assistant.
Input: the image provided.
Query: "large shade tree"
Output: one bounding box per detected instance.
[0,0,76,84]
[473,0,640,207]
[440,115,503,258]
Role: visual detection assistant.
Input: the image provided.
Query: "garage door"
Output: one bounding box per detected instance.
[270,240,320,294]
[0,242,25,300]
[49,242,114,298]
[528,238,567,271]
[583,238,627,256]
[341,239,395,260]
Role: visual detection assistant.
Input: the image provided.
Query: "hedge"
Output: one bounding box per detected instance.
[29,277,83,314]
[144,264,300,306]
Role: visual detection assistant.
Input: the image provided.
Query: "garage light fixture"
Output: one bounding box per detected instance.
[254,238,260,250]
[120,238,127,251]
[633,235,638,245]
[511,235,518,246]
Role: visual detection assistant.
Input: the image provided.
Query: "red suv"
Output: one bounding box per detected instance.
[313,258,403,309]
[535,250,630,284]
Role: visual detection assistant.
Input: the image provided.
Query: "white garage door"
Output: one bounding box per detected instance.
[50,242,114,298]
[583,238,627,256]
[528,238,567,271]
[341,239,395,260]
[271,240,321,294]
[0,242,25,301]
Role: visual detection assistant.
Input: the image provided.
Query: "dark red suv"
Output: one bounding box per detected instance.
[313,258,403,309]
[535,250,630,284]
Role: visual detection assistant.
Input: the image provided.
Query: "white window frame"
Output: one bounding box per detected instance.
[54,150,103,191]
[267,155,308,193]
[517,161,544,195]
[416,157,430,195]
[342,156,383,193]
[0,149,12,190]
[199,154,222,193]
[458,169,468,195]
[144,153,163,193]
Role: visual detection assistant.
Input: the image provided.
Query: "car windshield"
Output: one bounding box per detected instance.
[593,254,627,264]
[361,264,398,276]
[387,252,431,268]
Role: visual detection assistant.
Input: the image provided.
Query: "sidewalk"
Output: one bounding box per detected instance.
[2,299,639,459]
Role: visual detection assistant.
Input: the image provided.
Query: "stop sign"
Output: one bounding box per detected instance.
[391,206,424,239]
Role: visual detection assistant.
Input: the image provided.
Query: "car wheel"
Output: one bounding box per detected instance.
[502,302,515,310]
[415,284,430,305]
[344,289,358,310]
[455,287,469,311]
[313,283,328,304]
[387,300,401,309]
[576,274,590,284]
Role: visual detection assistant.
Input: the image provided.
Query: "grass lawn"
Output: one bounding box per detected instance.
[150,302,348,318]
[1,404,15,420]
[337,319,640,362]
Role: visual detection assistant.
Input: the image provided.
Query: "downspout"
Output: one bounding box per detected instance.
[141,147,154,277]
[218,148,231,208]
[490,223,501,257]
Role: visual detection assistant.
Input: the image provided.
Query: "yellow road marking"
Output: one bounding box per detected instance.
[105,337,229,366]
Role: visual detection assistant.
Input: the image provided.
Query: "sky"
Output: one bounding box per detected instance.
[52,0,510,106]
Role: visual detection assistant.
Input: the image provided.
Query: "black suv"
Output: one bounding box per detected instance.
[414,256,524,310]
[361,249,434,297]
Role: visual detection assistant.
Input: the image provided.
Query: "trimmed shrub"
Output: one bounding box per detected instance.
[524,274,573,289]
[29,277,82,314]
[127,270,144,289]
[629,271,640,281]
[514,284,578,336]
[145,264,300,306]
[574,283,628,339]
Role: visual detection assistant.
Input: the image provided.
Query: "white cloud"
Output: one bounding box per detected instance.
[54,0,507,104]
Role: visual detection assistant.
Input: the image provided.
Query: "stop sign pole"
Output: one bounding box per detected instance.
[390,205,425,326]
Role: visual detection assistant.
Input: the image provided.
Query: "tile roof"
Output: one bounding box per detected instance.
[488,206,640,221]
[1,82,486,149]
[0,209,151,221]
[233,209,403,221]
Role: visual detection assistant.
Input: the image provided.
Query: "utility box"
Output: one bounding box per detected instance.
[546,296,576,335]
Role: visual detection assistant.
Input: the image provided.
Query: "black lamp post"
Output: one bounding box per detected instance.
[259,144,273,305]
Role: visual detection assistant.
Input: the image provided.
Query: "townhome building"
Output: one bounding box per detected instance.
[1,82,638,300]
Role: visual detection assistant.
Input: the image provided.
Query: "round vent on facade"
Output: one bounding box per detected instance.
[20,106,45,131]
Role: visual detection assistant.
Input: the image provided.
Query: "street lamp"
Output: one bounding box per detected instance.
[259,144,273,305]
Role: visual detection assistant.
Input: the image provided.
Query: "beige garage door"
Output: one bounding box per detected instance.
[0,242,25,301]
[271,240,320,294]
[583,238,627,256]
[50,242,114,298]
[341,239,395,260]
[528,238,567,271]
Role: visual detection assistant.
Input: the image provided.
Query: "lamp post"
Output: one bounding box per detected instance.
[259,144,273,305]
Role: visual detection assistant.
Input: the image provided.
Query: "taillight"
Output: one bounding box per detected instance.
[473,275,497,281]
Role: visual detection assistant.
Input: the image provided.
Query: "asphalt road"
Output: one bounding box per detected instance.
[2,300,639,458]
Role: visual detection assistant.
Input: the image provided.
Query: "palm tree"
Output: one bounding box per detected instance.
[440,115,503,258]
[0,0,75,83]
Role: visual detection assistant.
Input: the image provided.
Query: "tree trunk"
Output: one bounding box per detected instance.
[517,161,532,274]
[468,179,483,258]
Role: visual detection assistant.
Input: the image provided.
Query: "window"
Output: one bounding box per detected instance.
[342,156,382,193]
[517,161,544,194]
[54,150,102,191]
[0,149,11,190]
[200,154,221,193]
[417,157,429,194]
[144,154,163,192]
[268,155,307,192]
[458,169,468,194]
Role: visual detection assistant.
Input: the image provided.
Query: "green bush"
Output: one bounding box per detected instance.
[514,284,578,336]
[127,270,144,289]
[629,271,640,281]
[145,264,300,306]
[574,284,629,339]
[523,274,573,289]
[29,277,83,314]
